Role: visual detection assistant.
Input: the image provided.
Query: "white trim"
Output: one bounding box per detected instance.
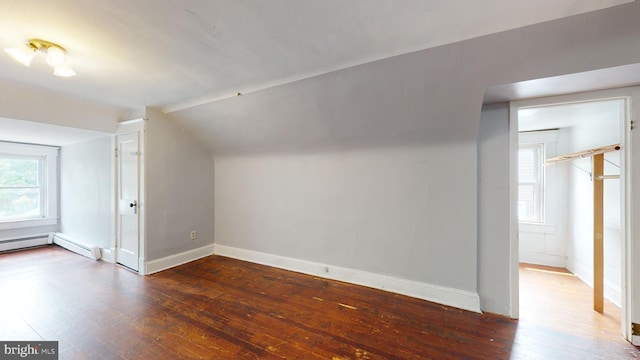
[518,129,560,232]
[518,130,559,144]
[569,261,622,308]
[109,136,116,264]
[213,244,481,313]
[605,279,622,308]
[0,142,59,229]
[519,223,556,234]
[517,142,545,224]
[139,125,146,270]
[570,261,594,288]
[509,101,520,318]
[114,119,146,273]
[519,252,567,268]
[510,86,639,340]
[115,118,145,135]
[622,89,635,341]
[101,248,115,263]
[143,244,215,275]
[0,217,58,230]
[513,90,635,110]
[0,234,49,252]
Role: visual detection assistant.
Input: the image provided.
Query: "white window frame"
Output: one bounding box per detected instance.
[0,142,58,230]
[518,142,545,224]
[518,130,558,233]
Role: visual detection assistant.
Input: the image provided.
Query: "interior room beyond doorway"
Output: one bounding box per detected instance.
[516,97,624,327]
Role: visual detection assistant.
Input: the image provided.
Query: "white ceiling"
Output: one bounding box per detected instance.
[0,0,632,114]
[0,117,110,146]
[518,99,625,132]
[484,64,640,104]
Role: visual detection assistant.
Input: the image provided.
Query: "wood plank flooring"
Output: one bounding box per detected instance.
[516,263,636,359]
[0,246,638,359]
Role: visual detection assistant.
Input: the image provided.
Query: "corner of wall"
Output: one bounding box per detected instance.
[143,107,215,261]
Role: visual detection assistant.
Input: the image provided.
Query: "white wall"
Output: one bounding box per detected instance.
[59,136,114,250]
[144,108,215,261]
[518,130,570,267]
[515,100,623,306]
[566,109,622,306]
[567,154,621,306]
[604,152,622,306]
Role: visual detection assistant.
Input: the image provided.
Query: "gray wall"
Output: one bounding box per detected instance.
[0,1,637,318]
[215,144,477,291]
[169,3,640,316]
[60,136,114,249]
[144,108,215,261]
[477,103,512,315]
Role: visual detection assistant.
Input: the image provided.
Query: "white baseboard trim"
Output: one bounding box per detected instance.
[101,248,115,263]
[566,261,622,308]
[605,279,622,308]
[213,244,481,313]
[570,262,594,288]
[144,244,215,275]
[519,252,567,268]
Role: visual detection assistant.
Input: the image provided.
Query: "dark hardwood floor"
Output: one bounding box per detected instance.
[0,246,638,359]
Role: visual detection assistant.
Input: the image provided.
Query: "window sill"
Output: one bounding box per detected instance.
[0,217,58,231]
[519,223,556,234]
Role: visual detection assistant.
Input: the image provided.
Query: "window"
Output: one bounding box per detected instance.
[0,142,58,229]
[518,143,544,223]
[0,156,44,220]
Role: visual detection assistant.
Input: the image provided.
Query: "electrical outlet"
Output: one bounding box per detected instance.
[190,230,197,240]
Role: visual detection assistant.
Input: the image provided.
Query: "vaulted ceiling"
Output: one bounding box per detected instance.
[0,0,633,117]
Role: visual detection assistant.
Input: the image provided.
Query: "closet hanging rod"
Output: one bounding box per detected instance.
[545,144,620,165]
[595,174,620,181]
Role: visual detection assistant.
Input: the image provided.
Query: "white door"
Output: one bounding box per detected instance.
[117,132,140,271]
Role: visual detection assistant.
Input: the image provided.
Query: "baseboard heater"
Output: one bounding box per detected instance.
[49,232,101,260]
[0,234,50,252]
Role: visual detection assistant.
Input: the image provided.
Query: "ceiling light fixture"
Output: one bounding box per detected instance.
[4,38,76,77]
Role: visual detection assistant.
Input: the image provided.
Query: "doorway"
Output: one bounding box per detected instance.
[115,119,146,273]
[509,88,638,342]
[116,132,140,271]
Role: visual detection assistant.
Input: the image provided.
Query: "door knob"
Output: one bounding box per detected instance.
[129,200,138,214]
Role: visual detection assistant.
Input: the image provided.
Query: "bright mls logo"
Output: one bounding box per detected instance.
[2,341,58,359]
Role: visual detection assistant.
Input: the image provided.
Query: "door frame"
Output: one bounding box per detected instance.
[115,118,146,274]
[509,86,639,341]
